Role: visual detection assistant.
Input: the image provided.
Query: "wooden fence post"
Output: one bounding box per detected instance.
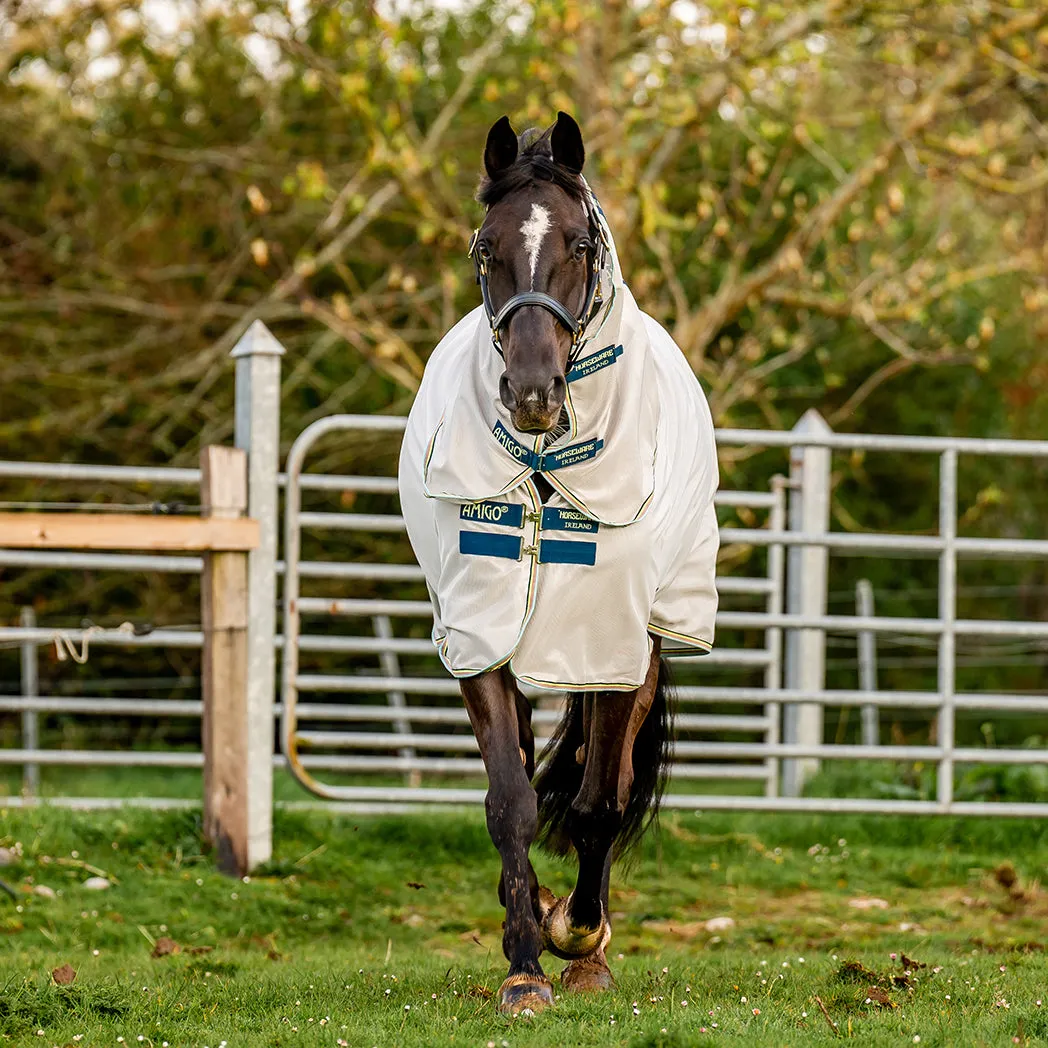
[201,446,252,876]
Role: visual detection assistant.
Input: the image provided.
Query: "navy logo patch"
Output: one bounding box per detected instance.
[540,507,599,534]
[459,501,524,528]
[566,344,623,383]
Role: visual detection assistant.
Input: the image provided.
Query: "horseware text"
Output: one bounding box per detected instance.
[566,343,624,382]
[491,421,605,472]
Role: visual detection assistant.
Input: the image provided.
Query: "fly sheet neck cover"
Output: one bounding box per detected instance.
[398,187,720,690]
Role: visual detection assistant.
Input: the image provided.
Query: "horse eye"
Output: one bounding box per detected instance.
[574,240,591,260]
[477,242,493,262]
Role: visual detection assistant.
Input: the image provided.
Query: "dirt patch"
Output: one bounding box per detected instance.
[51,963,76,985]
[151,937,180,958]
[865,985,895,1008]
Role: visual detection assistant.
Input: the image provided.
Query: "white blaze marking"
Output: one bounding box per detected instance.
[520,203,551,287]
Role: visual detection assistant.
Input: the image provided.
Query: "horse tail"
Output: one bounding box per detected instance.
[534,658,674,858]
[534,693,586,857]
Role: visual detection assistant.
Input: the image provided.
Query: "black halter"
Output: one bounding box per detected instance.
[468,202,610,364]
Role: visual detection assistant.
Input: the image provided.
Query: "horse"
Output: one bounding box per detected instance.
[398,111,720,1014]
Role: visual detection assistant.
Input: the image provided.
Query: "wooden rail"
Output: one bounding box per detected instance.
[0,512,258,552]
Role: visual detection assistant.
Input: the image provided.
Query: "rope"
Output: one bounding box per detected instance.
[0,622,206,654]
[52,622,139,665]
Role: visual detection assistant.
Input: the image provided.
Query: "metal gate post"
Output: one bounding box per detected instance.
[763,476,787,796]
[856,580,880,746]
[20,606,39,796]
[230,320,284,870]
[372,615,421,788]
[782,409,831,797]
[937,450,958,810]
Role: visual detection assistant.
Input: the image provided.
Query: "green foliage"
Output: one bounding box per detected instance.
[3,1,1047,460]
[804,747,1048,804]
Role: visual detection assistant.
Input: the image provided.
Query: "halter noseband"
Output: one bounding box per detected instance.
[468,204,609,363]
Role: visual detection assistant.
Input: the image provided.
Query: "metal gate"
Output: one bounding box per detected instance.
[280,415,787,806]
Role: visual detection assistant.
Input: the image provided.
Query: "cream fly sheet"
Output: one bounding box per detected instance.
[398,193,719,690]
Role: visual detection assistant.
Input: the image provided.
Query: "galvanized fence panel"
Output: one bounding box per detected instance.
[279,415,786,803]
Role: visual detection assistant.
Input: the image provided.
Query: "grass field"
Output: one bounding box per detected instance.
[3,806,1048,1047]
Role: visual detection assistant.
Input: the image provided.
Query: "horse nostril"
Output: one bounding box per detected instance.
[499,373,517,411]
[548,375,566,408]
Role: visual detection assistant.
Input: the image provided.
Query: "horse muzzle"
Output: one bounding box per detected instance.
[500,373,566,433]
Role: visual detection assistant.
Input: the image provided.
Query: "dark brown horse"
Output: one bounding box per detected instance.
[452,113,674,1015]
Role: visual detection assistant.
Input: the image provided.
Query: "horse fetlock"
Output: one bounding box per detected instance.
[541,893,610,960]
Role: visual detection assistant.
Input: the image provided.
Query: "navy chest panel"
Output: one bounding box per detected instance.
[459,503,599,566]
[458,531,597,566]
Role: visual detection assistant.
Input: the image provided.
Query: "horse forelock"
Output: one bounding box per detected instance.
[477,126,587,209]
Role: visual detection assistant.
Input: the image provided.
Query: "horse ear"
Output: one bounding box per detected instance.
[484,116,518,178]
[551,111,585,173]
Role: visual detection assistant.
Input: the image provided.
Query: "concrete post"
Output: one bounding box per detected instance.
[230,320,284,870]
[782,409,831,797]
[373,615,421,788]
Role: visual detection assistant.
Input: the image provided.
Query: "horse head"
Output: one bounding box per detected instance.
[472,111,601,433]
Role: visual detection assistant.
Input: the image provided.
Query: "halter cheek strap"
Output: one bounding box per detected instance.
[468,204,609,363]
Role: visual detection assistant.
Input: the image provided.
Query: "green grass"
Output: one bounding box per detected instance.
[3,807,1048,1047]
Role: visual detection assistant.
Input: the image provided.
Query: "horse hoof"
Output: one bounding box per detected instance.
[498,974,554,1016]
[562,955,615,993]
[542,894,609,960]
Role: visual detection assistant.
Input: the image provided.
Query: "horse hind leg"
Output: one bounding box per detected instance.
[560,852,615,992]
[543,643,666,990]
[539,690,631,966]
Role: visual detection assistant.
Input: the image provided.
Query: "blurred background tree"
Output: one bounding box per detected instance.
[4,0,1046,456]
[1,0,1047,717]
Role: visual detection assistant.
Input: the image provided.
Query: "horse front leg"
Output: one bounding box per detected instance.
[497,683,542,917]
[543,641,662,989]
[461,667,553,1015]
